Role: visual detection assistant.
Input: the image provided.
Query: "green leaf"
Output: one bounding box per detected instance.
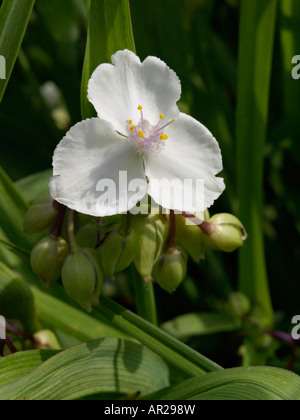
[0,0,35,103]
[15,169,52,203]
[0,261,36,332]
[161,312,240,340]
[141,367,300,400]
[0,238,30,260]
[32,287,130,342]
[95,297,223,377]
[81,0,136,118]
[0,350,58,386]
[236,0,277,327]
[0,338,170,400]
[0,166,33,251]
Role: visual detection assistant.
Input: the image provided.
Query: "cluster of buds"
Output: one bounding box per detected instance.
[24,192,247,311]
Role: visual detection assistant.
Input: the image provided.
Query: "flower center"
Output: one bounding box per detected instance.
[126,105,175,154]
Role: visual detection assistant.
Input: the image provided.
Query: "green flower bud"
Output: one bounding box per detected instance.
[76,222,100,248]
[30,236,69,287]
[98,228,138,278]
[23,192,59,235]
[152,248,187,293]
[176,211,209,262]
[132,215,167,281]
[227,292,251,318]
[62,247,104,312]
[34,330,61,350]
[132,216,156,281]
[0,262,36,332]
[153,215,169,262]
[202,213,247,252]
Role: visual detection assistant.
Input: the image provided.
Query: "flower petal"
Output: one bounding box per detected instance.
[88,49,181,134]
[144,113,225,212]
[50,118,147,216]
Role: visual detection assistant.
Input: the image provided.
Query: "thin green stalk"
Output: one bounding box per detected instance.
[67,209,77,254]
[236,0,277,331]
[131,267,158,326]
[95,296,223,377]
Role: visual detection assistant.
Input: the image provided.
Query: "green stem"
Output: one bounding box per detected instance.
[132,266,158,326]
[67,209,77,254]
[236,0,277,332]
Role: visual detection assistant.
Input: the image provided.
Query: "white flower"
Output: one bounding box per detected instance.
[50,50,225,217]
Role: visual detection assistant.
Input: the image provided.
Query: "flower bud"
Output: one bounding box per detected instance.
[175,211,209,262]
[30,236,69,287]
[98,228,138,278]
[132,215,167,281]
[34,330,61,350]
[152,248,187,293]
[23,192,59,235]
[153,215,169,262]
[62,247,103,312]
[202,213,247,252]
[132,216,156,281]
[227,292,251,318]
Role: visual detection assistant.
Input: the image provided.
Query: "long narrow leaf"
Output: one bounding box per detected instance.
[236,0,277,327]
[161,312,240,340]
[0,0,35,102]
[81,0,136,118]
[0,166,33,250]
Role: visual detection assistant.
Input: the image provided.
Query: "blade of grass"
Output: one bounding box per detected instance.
[81,0,136,119]
[0,0,35,103]
[236,0,277,330]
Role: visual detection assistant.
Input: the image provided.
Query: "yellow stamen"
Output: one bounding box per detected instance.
[138,105,143,111]
[159,114,165,119]
[138,130,144,138]
[160,134,168,141]
[128,120,133,125]
[130,125,135,132]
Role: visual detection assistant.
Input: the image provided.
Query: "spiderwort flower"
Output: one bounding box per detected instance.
[50,50,225,216]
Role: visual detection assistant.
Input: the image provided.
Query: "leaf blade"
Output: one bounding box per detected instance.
[0,338,170,400]
[81,0,136,118]
[0,0,35,103]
